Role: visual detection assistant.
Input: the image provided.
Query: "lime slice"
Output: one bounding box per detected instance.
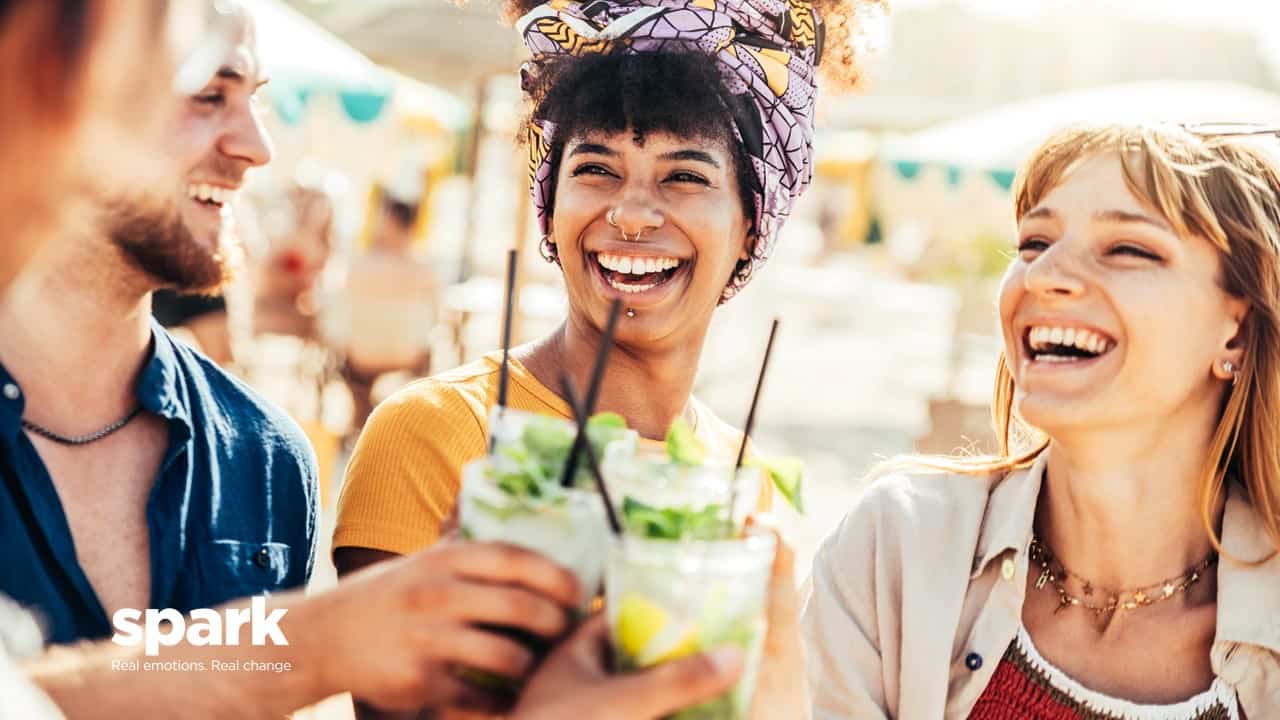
[616,594,669,659]
[615,594,702,667]
[639,621,700,667]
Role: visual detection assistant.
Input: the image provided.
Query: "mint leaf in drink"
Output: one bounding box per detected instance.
[748,456,804,513]
[489,414,637,499]
[587,412,629,453]
[621,497,730,540]
[588,411,627,430]
[622,497,679,539]
[665,417,706,466]
[523,417,575,461]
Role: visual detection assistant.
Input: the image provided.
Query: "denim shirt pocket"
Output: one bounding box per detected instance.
[194,539,293,606]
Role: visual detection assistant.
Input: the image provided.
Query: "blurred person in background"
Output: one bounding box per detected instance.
[254,179,337,340]
[0,0,176,289]
[334,186,441,434]
[804,123,1280,718]
[334,0,883,717]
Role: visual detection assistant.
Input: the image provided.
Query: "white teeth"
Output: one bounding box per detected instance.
[187,183,233,205]
[1027,325,1114,356]
[597,254,682,276]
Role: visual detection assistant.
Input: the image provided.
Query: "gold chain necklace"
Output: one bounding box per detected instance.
[1029,534,1217,616]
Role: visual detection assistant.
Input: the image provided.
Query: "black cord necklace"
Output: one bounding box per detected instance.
[21,406,144,445]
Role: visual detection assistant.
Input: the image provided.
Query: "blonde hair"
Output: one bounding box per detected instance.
[879,123,1280,557]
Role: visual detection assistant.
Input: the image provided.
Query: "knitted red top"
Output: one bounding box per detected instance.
[968,628,1238,720]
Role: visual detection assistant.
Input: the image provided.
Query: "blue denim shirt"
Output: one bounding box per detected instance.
[0,323,318,644]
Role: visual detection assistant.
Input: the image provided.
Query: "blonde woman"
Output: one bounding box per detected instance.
[803,123,1280,719]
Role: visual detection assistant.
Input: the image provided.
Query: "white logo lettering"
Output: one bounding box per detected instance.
[110,599,289,656]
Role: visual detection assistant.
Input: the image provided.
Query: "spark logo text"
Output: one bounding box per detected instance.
[111,597,288,656]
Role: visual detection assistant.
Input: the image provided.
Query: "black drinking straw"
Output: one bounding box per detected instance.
[560,373,622,536]
[584,299,623,417]
[489,248,519,455]
[729,318,780,520]
[558,299,623,487]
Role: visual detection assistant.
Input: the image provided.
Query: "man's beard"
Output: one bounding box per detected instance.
[106,194,240,294]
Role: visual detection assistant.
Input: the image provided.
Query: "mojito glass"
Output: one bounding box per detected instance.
[606,530,776,720]
[455,407,634,692]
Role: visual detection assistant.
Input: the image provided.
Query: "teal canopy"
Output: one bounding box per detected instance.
[252,0,460,128]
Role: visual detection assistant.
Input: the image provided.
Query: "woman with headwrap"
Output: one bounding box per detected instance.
[334,0,878,713]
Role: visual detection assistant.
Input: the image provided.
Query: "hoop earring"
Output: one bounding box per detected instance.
[539,235,559,264]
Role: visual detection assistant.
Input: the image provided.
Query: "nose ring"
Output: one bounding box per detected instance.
[607,207,619,227]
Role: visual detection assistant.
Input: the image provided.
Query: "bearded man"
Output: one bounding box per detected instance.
[0,1,318,645]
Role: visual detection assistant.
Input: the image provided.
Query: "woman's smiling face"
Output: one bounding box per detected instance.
[549,129,752,347]
[998,151,1247,435]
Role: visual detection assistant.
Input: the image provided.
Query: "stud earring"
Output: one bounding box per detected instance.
[1222,360,1239,386]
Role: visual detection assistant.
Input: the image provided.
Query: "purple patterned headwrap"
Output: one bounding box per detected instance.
[517,0,824,298]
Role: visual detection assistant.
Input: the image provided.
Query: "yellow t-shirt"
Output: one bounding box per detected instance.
[334,350,771,556]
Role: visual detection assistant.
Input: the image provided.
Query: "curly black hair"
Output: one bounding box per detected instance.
[526,51,762,289]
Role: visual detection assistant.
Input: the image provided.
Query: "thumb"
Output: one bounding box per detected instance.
[602,646,745,718]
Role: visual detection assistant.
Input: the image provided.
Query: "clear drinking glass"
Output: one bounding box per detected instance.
[606,530,777,720]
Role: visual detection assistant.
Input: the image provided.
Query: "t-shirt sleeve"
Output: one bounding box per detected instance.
[333,380,486,556]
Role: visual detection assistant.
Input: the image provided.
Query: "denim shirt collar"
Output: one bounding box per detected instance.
[137,319,190,427]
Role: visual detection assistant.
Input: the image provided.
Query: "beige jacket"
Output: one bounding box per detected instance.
[801,452,1280,719]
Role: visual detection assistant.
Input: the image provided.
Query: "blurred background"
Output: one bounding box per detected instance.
[176,1,1280,714]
